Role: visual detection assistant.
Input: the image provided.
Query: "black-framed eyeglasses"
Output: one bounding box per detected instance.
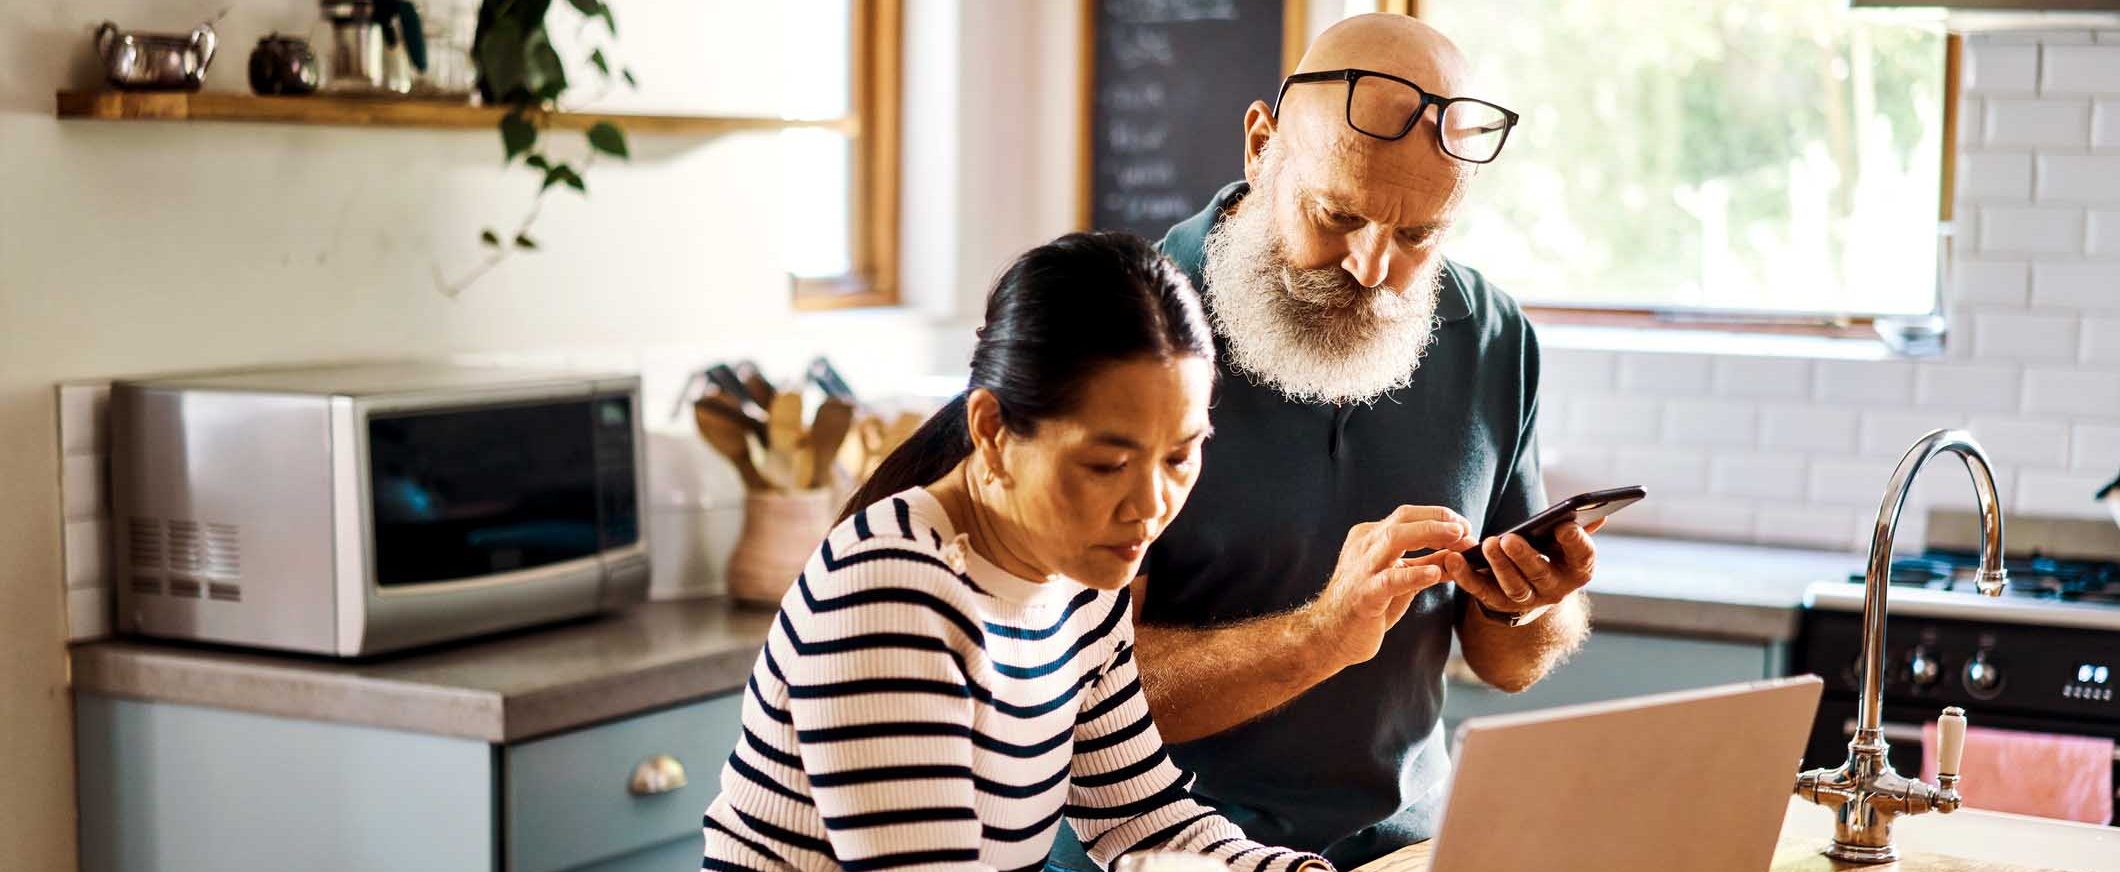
[1273,68,1520,165]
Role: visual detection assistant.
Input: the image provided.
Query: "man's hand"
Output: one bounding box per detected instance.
[1442,518,1605,620]
[1305,505,1479,671]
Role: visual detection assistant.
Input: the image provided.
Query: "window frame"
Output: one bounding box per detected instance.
[790,0,905,312]
[1388,1,1960,337]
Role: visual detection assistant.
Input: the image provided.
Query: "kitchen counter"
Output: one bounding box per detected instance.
[70,598,775,742]
[1585,534,1859,642]
[1358,796,2120,872]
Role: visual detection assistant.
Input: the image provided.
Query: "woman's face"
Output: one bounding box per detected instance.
[985,355,1216,591]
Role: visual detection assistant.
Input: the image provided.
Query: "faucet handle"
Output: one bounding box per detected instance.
[1937,706,1967,780]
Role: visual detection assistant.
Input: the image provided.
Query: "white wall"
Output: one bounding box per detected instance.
[1,1,1086,867]
[1535,29,2120,553]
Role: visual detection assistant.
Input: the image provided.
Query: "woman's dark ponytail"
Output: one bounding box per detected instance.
[837,232,1212,523]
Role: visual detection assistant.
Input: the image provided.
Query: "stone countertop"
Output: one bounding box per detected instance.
[70,598,775,743]
[1583,534,1862,643]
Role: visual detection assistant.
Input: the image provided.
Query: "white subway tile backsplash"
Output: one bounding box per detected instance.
[2024,368,2120,416]
[67,587,110,643]
[1960,98,1983,147]
[1968,43,2039,94]
[2083,317,2120,364]
[1709,453,1808,500]
[1951,260,2030,307]
[1570,396,1664,441]
[1862,410,1969,457]
[2091,211,2120,258]
[1811,457,1905,506]
[62,455,105,521]
[1617,353,1712,395]
[2096,100,2120,147]
[2016,468,2116,518]
[1653,496,1757,542]
[1610,446,1709,494]
[1907,462,2017,513]
[2042,46,2120,95]
[63,519,105,591]
[1985,99,2092,148]
[2033,262,2120,309]
[1662,399,1759,446]
[1981,205,2086,254]
[1760,405,1861,452]
[1542,348,1616,395]
[1973,311,2082,360]
[58,383,108,456]
[1913,364,2023,412]
[1713,357,1813,399]
[1961,152,2034,202]
[1752,502,1860,551]
[2036,154,2120,203]
[1965,416,2073,468]
[2073,423,2120,470]
[1813,360,1916,406]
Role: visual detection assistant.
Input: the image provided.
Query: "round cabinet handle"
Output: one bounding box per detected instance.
[628,754,687,796]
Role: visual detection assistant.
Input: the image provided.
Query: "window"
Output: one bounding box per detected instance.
[1413,0,1949,322]
[780,0,903,310]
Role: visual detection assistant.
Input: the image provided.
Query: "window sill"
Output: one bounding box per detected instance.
[1536,322,1899,362]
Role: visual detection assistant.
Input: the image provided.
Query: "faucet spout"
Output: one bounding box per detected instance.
[1795,428,2007,864]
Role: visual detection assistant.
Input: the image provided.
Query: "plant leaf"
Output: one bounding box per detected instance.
[480,229,501,247]
[499,111,537,162]
[596,6,616,36]
[514,233,539,250]
[586,122,629,160]
[588,48,609,76]
[541,163,586,193]
[525,154,551,171]
[621,68,637,89]
[476,16,526,99]
[564,0,601,16]
[523,29,568,99]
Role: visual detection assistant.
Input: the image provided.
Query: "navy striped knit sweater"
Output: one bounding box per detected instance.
[702,488,1330,872]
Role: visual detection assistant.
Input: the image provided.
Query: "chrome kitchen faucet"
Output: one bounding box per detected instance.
[1795,428,2008,864]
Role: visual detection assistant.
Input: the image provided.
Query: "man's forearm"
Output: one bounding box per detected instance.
[1454,592,1590,693]
[1132,611,1341,744]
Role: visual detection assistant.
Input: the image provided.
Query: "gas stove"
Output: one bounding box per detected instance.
[1805,550,2120,632]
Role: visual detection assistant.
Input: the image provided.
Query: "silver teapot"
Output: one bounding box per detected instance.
[95,19,218,91]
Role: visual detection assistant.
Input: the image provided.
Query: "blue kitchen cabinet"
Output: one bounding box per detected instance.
[1441,629,1787,737]
[76,692,742,872]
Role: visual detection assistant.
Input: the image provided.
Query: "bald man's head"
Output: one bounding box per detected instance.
[1201,14,1489,404]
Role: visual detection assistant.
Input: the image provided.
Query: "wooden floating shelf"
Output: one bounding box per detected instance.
[55,90,856,136]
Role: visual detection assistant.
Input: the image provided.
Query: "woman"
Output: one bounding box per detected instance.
[703,233,1333,872]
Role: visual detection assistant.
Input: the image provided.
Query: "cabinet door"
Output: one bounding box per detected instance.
[563,836,701,872]
[1443,631,1780,733]
[506,693,742,872]
[76,694,493,872]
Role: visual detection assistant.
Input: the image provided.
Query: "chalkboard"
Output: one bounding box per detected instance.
[1084,0,1293,240]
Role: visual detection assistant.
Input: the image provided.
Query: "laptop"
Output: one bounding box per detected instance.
[1426,675,1824,872]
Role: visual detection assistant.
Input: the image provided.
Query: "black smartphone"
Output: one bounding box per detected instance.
[1459,485,1646,572]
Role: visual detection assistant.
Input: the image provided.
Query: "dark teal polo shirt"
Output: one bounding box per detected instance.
[1132,182,1545,867]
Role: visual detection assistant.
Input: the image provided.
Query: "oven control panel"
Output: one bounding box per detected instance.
[1799,611,2117,720]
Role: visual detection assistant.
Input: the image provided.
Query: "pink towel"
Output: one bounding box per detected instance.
[1922,722,2115,825]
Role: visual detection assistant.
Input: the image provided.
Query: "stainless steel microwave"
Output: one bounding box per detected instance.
[110,362,648,657]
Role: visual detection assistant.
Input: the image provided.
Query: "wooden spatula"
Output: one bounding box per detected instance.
[693,401,769,491]
[807,398,856,489]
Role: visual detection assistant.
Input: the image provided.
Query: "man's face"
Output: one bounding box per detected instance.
[1201,125,1469,405]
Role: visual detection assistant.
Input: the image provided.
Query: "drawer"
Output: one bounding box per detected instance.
[506,693,742,872]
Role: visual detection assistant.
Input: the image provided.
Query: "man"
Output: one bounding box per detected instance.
[1051,14,1603,870]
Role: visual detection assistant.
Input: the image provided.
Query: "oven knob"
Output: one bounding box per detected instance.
[1963,650,2004,699]
[1906,646,1942,690]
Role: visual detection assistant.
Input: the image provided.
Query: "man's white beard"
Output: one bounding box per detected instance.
[1201,169,1445,406]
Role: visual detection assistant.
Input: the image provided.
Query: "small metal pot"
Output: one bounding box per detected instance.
[95,20,218,92]
[249,35,321,96]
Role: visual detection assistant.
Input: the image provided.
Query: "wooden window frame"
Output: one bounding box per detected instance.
[792,0,905,311]
[1386,1,1959,339]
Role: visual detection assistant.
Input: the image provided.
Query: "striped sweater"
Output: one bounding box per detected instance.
[702,488,1330,872]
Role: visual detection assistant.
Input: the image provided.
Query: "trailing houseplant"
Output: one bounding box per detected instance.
[440,0,633,296]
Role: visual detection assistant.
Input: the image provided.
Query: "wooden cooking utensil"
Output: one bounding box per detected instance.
[693,401,769,491]
[698,384,765,437]
[734,360,775,407]
[807,398,856,489]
